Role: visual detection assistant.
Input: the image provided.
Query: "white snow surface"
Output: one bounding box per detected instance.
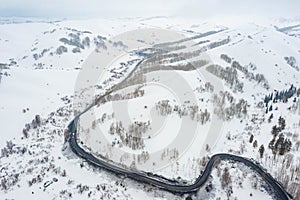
[0,16,299,199]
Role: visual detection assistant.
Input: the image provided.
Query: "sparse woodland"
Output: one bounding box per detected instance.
[108,121,150,150]
[3,19,300,200]
[155,100,211,124]
[207,64,244,92]
[212,91,248,120]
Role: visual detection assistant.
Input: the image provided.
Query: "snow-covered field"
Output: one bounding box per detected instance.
[0,17,299,199]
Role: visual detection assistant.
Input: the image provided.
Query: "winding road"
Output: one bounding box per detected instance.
[67,55,293,200]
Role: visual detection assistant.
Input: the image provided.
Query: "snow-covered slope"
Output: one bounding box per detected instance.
[0,17,299,200]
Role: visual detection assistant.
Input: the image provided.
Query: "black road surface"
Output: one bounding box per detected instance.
[67,58,293,199]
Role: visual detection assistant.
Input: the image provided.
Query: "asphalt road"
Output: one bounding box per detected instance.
[68,119,292,199]
[67,57,293,199]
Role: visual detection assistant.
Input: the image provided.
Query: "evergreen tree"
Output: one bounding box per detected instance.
[249,134,254,143]
[278,116,286,131]
[269,105,273,112]
[268,113,273,123]
[253,140,258,148]
[259,145,265,158]
[271,125,279,137]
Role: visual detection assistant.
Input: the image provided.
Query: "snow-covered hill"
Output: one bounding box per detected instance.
[0,17,299,200]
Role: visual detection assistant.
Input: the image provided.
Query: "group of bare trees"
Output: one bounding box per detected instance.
[221,167,232,189]
[195,82,214,93]
[140,45,211,71]
[22,114,42,139]
[143,52,187,66]
[1,99,81,194]
[146,35,229,65]
[126,121,149,150]
[137,151,150,164]
[1,141,16,158]
[112,40,127,49]
[215,165,234,199]
[109,121,150,150]
[56,45,68,55]
[261,151,300,199]
[61,181,128,199]
[1,172,19,191]
[220,54,269,90]
[97,87,145,106]
[32,48,50,60]
[255,114,300,199]
[94,35,107,50]
[142,56,209,73]
[284,56,299,71]
[212,91,248,120]
[110,59,140,80]
[91,113,115,129]
[155,100,211,124]
[100,59,144,92]
[277,154,300,199]
[232,61,269,89]
[207,64,244,92]
[160,148,179,161]
[220,54,232,63]
[113,74,146,91]
[59,32,93,54]
[155,100,173,116]
[0,62,11,82]
[289,98,300,115]
[0,140,28,191]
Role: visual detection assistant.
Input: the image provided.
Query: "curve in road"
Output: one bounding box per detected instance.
[67,54,293,200]
[68,117,292,199]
